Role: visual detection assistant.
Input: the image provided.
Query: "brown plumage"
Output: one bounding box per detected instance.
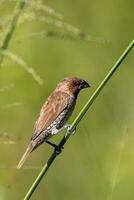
[17,77,90,168]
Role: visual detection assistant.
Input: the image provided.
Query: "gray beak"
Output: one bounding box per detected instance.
[79,80,90,89]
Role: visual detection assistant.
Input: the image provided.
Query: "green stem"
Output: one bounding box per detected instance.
[0,0,26,64]
[24,40,134,200]
[70,39,134,131]
[24,152,57,200]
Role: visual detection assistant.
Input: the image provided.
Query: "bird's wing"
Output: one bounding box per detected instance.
[32,90,73,140]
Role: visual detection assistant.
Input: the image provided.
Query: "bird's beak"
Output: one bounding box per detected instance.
[79,80,90,89]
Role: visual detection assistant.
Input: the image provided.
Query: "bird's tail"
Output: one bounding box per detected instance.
[17,142,34,169]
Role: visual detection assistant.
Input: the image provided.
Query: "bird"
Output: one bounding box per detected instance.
[17,77,90,168]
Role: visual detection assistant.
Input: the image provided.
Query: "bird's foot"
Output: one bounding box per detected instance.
[46,140,64,155]
[66,125,76,135]
[55,145,64,155]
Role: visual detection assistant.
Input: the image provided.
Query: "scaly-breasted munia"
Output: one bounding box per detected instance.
[17,77,90,168]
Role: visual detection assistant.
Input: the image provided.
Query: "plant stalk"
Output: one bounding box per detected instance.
[24,39,134,200]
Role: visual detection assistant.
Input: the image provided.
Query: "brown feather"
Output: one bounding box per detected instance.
[32,91,72,140]
[17,142,34,169]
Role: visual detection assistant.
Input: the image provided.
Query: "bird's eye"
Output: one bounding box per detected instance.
[73,80,79,86]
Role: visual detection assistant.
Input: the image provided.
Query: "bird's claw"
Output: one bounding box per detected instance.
[66,125,76,135]
[55,145,64,155]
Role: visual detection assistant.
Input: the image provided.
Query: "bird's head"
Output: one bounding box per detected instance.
[56,77,90,97]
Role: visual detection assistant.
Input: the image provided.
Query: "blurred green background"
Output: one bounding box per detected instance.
[0,0,134,199]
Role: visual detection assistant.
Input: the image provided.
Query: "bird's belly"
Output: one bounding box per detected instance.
[33,101,75,146]
[46,107,72,135]
[35,110,68,144]
[43,105,74,138]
